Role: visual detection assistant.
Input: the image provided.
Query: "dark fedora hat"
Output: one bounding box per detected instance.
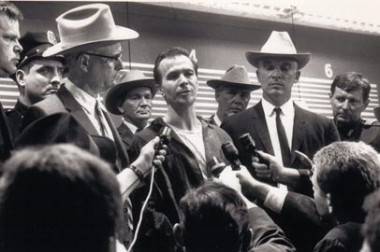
[207,65,261,90]
[105,69,157,115]
[15,113,116,165]
[246,31,311,69]
[18,31,65,68]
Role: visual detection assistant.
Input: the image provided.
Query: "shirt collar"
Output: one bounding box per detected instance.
[262,98,294,117]
[64,78,97,114]
[213,113,222,126]
[122,117,139,134]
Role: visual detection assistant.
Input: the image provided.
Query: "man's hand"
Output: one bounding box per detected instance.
[256,151,284,181]
[132,137,167,177]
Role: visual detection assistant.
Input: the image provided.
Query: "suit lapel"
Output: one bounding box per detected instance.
[291,104,307,163]
[57,87,98,135]
[103,109,130,167]
[118,122,134,147]
[251,102,274,155]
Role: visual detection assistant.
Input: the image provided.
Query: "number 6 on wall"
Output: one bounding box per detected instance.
[324,63,333,78]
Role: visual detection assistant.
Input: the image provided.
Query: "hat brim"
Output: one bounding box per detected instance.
[246,51,311,69]
[43,25,139,57]
[105,79,157,115]
[207,79,261,90]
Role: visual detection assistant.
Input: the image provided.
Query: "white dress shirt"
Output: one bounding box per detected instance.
[64,78,114,140]
[261,98,295,166]
[212,113,222,126]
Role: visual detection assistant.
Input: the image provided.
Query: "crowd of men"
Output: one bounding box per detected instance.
[1,2,380,252]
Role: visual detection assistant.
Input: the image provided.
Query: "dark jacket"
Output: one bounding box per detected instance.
[222,101,340,196]
[22,86,129,168]
[5,100,28,141]
[129,117,295,252]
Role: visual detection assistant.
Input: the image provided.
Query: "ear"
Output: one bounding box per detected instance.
[15,69,26,89]
[295,70,301,83]
[78,54,90,72]
[173,223,185,247]
[241,228,253,252]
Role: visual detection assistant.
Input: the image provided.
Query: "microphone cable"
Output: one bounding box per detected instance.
[126,163,156,252]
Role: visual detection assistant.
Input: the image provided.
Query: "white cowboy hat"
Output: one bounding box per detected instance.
[207,65,260,90]
[43,3,139,57]
[246,31,311,69]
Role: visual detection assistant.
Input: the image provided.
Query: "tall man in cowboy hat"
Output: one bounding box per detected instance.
[0,1,23,161]
[6,31,65,140]
[105,69,157,150]
[207,65,260,126]
[23,3,139,168]
[222,31,339,196]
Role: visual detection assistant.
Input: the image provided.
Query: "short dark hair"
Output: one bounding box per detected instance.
[0,2,23,21]
[153,47,198,85]
[0,144,121,252]
[313,141,380,223]
[330,72,371,102]
[362,189,380,252]
[179,181,249,252]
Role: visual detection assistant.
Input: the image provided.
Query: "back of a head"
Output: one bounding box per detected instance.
[179,182,250,252]
[0,144,121,252]
[313,141,380,223]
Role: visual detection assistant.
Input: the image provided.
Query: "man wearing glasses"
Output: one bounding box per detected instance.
[23,3,139,168]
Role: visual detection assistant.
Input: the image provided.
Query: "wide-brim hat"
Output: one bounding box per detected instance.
[246,31,311,69]
[15,113,117,165]
[43,3,139,57]
[18,31,65,68]
[207,65,261,90]
[105,69,157,115]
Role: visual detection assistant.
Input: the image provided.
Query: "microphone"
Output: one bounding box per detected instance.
[238,133,269,166]
[238,133,272,183]
[221,142,241,170]
[209,156,226,177]
[153,126,171,165]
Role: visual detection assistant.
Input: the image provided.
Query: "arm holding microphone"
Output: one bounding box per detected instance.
[118,135,168,200]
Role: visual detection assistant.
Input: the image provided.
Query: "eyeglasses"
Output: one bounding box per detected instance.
[84,52,122,62]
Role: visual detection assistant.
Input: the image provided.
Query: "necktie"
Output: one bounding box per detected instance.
[95,99,106,136]
[274,107,291,166]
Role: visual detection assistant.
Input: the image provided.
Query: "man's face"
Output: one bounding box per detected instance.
[311,169,330,217]
[17,59,64,104]
[256,58,300,106]
[158,55,198,108]
[330,87,368,125]
[215,85,251,120]
[86,43,123,94]
[120,87,153,126]
[0,15,22,77]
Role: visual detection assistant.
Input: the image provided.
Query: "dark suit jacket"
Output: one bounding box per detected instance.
[117,122,135,151]
[0,101,13,161]
[221,101,340,195]
[22,86,129,168]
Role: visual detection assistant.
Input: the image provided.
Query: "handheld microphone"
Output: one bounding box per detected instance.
[209,156,226,177]
[238,133,269,165]
[238,133,271,183]
[221,142,241,170]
